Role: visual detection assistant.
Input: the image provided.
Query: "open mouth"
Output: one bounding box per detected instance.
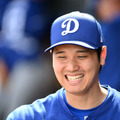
[65,74,84,81]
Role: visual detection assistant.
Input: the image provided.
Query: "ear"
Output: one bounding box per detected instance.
[100,46,107,65]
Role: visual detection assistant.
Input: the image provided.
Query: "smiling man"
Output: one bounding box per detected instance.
[7,11,120,120]
[52,45,106,99]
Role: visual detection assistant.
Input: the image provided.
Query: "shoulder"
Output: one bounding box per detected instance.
[109,86,120,97]
[6,88,63,120]
[104,86,120,118]
[107,85,120,106]
[102,85,120,103]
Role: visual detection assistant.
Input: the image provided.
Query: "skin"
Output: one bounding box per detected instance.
[52,44,107,109]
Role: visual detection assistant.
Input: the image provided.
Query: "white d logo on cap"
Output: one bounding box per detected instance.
[61,18,79,36]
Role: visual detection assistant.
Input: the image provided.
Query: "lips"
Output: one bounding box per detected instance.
[66,74,84,81]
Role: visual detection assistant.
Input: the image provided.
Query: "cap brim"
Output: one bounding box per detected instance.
[45,41,98,52]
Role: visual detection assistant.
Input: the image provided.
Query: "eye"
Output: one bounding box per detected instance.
[58,56,66,59]
[77,56,87,59]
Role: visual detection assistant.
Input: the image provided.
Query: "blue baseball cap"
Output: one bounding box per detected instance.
[45,11,104,52]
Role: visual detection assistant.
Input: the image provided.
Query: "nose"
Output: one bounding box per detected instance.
[66,58,80,72]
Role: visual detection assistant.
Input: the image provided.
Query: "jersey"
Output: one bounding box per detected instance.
[6,85,120,120]
[63,89,108,120]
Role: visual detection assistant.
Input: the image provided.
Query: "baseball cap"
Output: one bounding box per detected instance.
[45,11,104,52]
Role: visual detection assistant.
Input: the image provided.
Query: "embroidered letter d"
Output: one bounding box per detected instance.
[61,18,79,36]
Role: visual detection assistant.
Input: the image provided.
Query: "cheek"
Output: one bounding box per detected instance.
[53,59,64,79]
[53,60,66,87]
[53,59,61,71]
[83,59,100,78]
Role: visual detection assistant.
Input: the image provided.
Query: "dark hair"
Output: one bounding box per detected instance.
[96,47,102,71]
[96,47,102,61]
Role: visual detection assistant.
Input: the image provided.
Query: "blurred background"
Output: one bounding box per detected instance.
[0,0,120,120]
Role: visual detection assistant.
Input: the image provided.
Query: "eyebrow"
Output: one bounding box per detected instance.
[55,49,88,54]
[55,51,65,54]
[76,50,88,53]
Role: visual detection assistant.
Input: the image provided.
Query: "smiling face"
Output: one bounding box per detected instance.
[53,44,105,96]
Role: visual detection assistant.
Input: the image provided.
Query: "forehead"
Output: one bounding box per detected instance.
[53,44,92,52]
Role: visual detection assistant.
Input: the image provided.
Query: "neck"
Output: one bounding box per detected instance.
[65,83,108,110]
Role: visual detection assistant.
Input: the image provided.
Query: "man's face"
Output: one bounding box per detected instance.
[53,44,102,95]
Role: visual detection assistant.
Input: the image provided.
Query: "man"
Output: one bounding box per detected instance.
[7,11,120,120]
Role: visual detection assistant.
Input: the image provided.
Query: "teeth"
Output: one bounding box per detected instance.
[66,75,84,81]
